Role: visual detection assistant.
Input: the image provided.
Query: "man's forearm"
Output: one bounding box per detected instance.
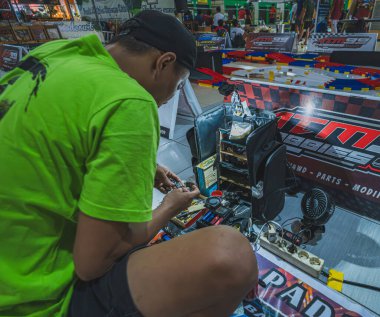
[146,204,174,242]
[111,204,174,258]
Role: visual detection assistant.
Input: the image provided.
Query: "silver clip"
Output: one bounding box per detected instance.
[251,181,264,199]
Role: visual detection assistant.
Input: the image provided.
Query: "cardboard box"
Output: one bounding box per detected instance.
[196,155,218,197]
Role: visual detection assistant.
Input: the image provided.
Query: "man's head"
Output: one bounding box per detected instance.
[106,10,198,106]
[216,6,221,12]
[217,19,224,27]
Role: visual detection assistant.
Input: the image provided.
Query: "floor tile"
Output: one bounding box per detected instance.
[172,119,193,140]
[160,137,171,147]
[157,141,192,174]
[178,166,195,182]
[175,136,189,147]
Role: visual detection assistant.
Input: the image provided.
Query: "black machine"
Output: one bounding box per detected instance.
[293,188,336,242]
[187,83,297,223]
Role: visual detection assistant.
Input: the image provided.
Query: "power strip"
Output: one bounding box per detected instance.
[259,232,324,278]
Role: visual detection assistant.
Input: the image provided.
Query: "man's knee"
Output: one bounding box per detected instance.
[197,226,258,288]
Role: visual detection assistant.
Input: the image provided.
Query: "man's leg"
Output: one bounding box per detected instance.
[128,225,258,317]
[306,25,311,43]
[298,24,304,41]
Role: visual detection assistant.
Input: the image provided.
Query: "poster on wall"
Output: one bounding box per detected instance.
[48,21,104,42]
[235,248,375,317]
[307,33,378,53]
[195,32,229,50]
[0,45,24,72]
[141,0,175,14]
[17,0,60,4]
[245,33,296,52]
[80,0,131,20]
[80,0,175,20]
[228,79,380,221]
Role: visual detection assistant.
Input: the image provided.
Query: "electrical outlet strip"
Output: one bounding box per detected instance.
[259,234,324,278]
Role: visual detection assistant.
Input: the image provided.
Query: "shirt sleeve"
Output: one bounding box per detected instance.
[78,98,159,223]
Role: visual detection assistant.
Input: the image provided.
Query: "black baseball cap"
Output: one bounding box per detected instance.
[117,10,210,80]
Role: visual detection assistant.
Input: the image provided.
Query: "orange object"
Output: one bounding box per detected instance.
[211,190,223,197]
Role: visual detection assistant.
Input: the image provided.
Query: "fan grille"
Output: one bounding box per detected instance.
[301,188,334,225]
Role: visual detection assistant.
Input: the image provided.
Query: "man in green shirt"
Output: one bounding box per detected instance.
[0,10,258,317]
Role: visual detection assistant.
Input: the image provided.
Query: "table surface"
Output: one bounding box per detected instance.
[278,194,380,315]
[226,62,380,100]
[154,113,380,315]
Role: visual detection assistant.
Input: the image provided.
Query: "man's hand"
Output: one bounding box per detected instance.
[154,164,182,193]
[160,185,200,218]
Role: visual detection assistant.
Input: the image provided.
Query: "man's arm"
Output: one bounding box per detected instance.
[74,187,200,281]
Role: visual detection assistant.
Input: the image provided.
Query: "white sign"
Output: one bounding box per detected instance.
[50,21,104,42]
[79,0,175,21]
[307,33,378,53]
[158,91,180,139]
[158,80,202,139]
[140,0,175,15]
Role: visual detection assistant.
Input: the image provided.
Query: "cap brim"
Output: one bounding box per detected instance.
[189,68,213,80]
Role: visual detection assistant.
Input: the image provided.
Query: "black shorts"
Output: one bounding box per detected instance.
[303,20,313,30]
[69,247,145,317]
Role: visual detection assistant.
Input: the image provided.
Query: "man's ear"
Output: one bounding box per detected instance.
[153,52,177,79]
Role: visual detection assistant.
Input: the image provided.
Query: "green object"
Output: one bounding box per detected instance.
[224,0,246,9]
[0,35,159,316]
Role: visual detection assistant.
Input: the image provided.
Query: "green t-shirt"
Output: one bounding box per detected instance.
[0,35,159,316]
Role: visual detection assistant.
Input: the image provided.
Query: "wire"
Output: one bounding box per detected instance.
[252,220,284,246]
[320,271,380,292]
[286,160,299,189]
[294,227,313,245]
[281,217,302,228]
[253,223,269,245]
[342,280,380,292]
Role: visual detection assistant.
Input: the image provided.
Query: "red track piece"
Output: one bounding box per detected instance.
[314,62,345,69]
[226,51,250,60]
[352,67,380,77]
[196,67,227,85]
[266,52,295,63]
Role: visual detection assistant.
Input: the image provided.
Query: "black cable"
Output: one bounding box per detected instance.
[281,216,302,228]
[320,271,380,292]
[286,161,299,188]
[296,227,313,245]
[342,280,380,292]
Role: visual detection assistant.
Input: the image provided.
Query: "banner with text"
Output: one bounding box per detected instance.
[80,0,131,20]
[141,0,175,14]
[238,248,375,317]
[227,79,380,221]
[80,0,175,20]
[47,21,104,42]
[245,32,296,52]
[195,32,227,50]
[307,33,378,53]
